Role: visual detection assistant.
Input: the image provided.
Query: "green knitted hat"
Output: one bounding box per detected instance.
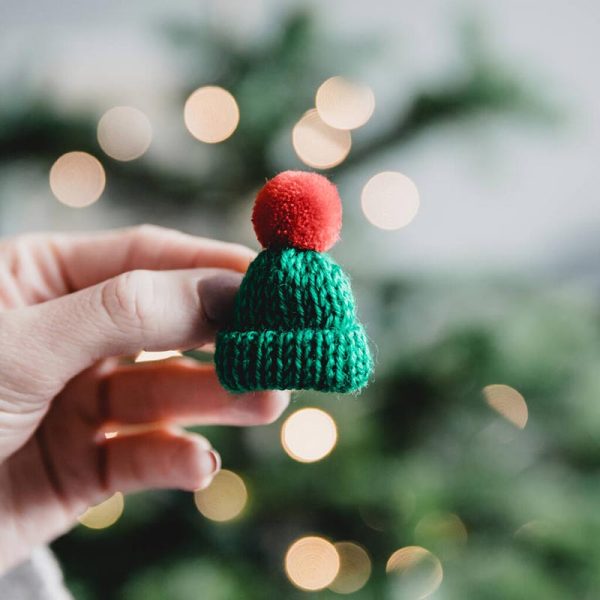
[215,171,373,393]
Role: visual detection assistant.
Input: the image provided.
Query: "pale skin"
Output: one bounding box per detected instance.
[0,225,289,574]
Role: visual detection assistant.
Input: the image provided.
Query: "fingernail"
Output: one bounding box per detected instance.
[198,273,243,325]
[209,449,221,474]
[188,433,212,452]
[194,450,221,491]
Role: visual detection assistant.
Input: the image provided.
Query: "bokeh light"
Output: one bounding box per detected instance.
[292,109,352,169]
[316,76,375,130]
[135,350,183,363]
[483,384,528,429]
[386,546,443,599]
[415,512,468,544]
[361,171,420,230]
[196,342,215,354]
[101,423,166,441]
[194,469,248,522]
[184,86,240,143]
[49,151,106,208]
[285,536,340,591]
[329,541,372,594]
[97,106,152,161]
[415,513,468,558]
[78,492,124,530]
[514,520,555,543]
[281,408,338,463]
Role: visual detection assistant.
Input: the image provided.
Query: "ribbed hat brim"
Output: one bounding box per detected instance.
[215,326,372,393]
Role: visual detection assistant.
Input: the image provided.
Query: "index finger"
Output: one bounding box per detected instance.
[47,224,257,291]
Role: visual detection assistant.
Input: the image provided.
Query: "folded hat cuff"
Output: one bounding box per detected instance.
[215,326,372,393]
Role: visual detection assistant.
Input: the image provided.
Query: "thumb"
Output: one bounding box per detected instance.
[6,269,243,387]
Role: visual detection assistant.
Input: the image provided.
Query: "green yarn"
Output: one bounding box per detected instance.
[215,248,373,393]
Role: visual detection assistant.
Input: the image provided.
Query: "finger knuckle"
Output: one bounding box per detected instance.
[133,223,168,240]
[101,270,156,331]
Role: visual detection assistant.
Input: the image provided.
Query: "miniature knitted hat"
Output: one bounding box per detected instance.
[215,171,373,393]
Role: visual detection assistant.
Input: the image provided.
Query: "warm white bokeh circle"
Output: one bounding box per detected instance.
[285,536,340,591]
[194,469,248,522]
[414,512,468,546]
[361,171,420,230]
[97,106,152,161]
[78,492,124,529]
[292,109,351,169]
[184,86,240,143]
[135,350,183,363]
[386,545,443,599]
[316,76,375,130]
[483,384,528,429]
[281,408,338,463]
[49,151,106,208]
[329,541,372,594]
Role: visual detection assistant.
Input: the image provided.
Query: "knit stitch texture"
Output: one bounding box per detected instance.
[215,248,373,393]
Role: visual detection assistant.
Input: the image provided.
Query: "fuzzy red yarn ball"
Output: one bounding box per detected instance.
[252,171,342,252]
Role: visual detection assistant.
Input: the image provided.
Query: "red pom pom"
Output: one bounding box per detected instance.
[252,171,342,252]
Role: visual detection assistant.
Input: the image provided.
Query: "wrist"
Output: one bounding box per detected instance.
[0,464,24,575]
[0,451,76,576]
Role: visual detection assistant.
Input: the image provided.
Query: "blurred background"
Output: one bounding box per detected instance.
[2,0,600,598]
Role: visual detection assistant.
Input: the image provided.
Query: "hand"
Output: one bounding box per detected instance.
[0,225,289,574]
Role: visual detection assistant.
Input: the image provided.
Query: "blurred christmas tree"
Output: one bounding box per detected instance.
[4,8,592,600]
[0,13,547,215]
